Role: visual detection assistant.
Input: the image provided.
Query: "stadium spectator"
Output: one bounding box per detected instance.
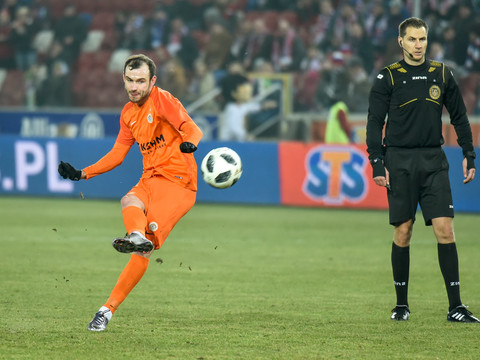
[52,3,87,64]
[346,21,374,75]
[147,8,169,49]
[119,12,149,50]
[203,20,233,71]
[363,0,388,56]
[58,53,203,332]
[9,6,37,70]
[0,6,14,68]
[219,73,276,141]
[293,0,320,24]
[300,44,323,73]
[465,22,480,72]
[36,59,72,107]
[309,0,335,51]
[451,0,477,68]
[428,41,446,62]
[184,57,219,112]
[325,1,358,52]
[227,16,253,65]
[315,51,349,112]
[383,0,411,43]
[342,56,372,113]
[0,0,19,20]
[157,56,188,103]
[271,17,306,72]
[439,25,458,65]
[30,0,52,31]
[237,17,274,71]
[114,11,128,46]
[164,17,199,70]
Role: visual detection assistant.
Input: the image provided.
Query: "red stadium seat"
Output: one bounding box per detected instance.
[0,70,25,106]
[89,12,116,31]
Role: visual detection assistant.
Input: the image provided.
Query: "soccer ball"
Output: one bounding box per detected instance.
[201,147,242,189]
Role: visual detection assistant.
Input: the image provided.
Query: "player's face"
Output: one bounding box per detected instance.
[399,26,428,65]
[123,63,156,105]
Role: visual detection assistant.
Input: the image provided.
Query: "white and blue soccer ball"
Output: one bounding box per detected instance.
[201,147,242,189]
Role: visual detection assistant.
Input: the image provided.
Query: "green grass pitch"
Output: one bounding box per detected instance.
[1,196,479,359]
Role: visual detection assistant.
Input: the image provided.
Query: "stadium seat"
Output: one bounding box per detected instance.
[81,30,105,53]
[32,30,55,54]
[89,12,116,31]
[101,29,118,51]
[108,49,132,73]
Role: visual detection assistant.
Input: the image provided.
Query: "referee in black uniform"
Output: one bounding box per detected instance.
[366,17,479,322]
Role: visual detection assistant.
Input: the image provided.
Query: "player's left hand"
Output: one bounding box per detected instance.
[463,157,475,184]
[180,142,197,153]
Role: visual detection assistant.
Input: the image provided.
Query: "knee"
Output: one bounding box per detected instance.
[435,224,455,244]
[120,195,131,208]
[394,224,413,247]
[120,194,144,210]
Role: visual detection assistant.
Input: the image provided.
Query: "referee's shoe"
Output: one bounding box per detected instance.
[447,305,480,323]
[391,305,410,321]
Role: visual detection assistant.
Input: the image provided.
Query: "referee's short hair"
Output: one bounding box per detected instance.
[398,17,429,38]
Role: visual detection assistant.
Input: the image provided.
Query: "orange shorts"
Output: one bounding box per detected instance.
[126,176,196,249]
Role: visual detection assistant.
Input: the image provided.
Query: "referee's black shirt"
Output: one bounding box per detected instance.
[366,59,474,161]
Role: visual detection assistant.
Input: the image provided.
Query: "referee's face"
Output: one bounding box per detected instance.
[399,26,428,65]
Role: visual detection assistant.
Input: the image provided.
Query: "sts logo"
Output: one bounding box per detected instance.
[303,145,368,205]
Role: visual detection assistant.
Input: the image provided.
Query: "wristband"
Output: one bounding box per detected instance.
[466,156,475,170]
[371,158,386,178]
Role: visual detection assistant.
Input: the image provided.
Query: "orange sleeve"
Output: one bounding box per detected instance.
[179,120,203,146]
[83,141,132,180]
[116,112,136,146]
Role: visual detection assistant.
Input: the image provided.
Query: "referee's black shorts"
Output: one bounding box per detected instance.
[384,147,454,226]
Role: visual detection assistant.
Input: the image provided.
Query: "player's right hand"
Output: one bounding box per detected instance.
[58,161,82,181]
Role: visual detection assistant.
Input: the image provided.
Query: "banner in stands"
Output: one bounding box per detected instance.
[0,137,279,204]
[278,142,480,213]
[279,143,387,209]
[0,110,219,140]
[0,110,120,138]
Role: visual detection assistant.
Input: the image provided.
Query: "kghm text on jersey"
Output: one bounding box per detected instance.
[139,135,166,153]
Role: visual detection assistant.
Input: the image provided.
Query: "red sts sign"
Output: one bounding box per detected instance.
[278,142,388,209]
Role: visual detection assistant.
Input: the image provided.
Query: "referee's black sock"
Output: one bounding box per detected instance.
[391,242,410,307]
[437,242,462,311]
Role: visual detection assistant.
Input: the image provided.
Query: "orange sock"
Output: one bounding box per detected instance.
[104,254,150,313]
[122,206,147,236]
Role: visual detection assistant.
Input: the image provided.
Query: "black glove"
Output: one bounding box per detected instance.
[180,142,197,153]
[370,158,386,178]
[58,161,82,181]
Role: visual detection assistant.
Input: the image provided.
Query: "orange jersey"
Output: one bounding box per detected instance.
[84,87,202,191]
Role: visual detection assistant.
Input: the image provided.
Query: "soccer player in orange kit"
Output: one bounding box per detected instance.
[58,54,203,331]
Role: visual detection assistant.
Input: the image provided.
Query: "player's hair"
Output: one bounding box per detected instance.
[398,17,429,38]
[123,54,157,80]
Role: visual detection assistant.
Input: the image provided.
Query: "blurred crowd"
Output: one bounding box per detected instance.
[1,0,480,114]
